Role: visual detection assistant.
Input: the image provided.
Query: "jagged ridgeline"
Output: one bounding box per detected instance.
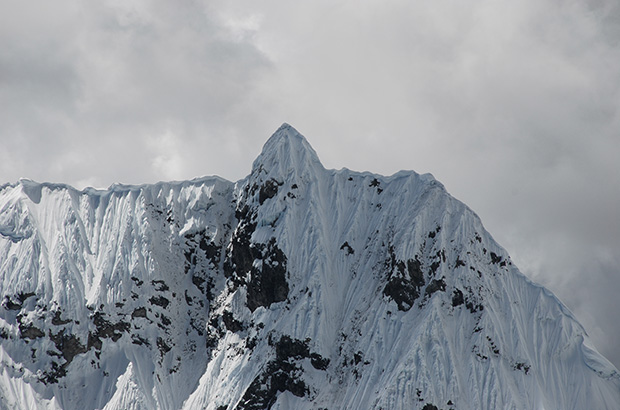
[1,124,619,410]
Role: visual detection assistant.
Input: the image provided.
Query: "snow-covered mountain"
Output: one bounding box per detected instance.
[1,124,619,410]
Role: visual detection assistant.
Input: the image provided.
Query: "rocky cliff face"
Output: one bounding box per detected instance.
[1,124,619,410]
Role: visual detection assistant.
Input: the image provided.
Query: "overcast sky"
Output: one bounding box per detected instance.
[1,0,619,368]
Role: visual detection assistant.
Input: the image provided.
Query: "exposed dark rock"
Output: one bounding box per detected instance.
[206,330,220,350]
[425,278,446,296]
[452,289,464,307]
[49,329,87,364]
[487,336,500,355]
[428,226,441,239]
[514,362,531,375]
[37,330,88,384]
[368,178,383,194]
[246,239,289,312]
[383,256,427,311]
[273,335,309,361]
[236,335,315,410]
[90,312,130,344]
[259,179,281,205]
[235,334,330,409]
[3,296,22,311]
[236,362,305,410]
[455,256,466,268]
[87,332,103,351]
[422,404,439,410]
[222,311,244,333]
[185,229,221,268]
[19,324,45,339]
[353,351,363,365]
[246,336,258,350]
[160,315,171,327]
[383,277,419,311]
[151,280,169,292]
[132,307,147,319]
[157,337,171,356]
[17,292,36,304]
[51,310,71,326]
[340,241,354,255]
[132,335,150,346]
[310,353,330,370]
[209,316,220,331]
[40,361,66,385]
[192,275,206,291]
[407,258,425,286]
[466,300,484,314]
[199,237,221,263]
[149,296,170,309]
[224,206,259,283]
[185,248,195,265]
[490,252,503,265]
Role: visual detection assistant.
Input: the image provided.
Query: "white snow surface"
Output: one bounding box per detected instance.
[0,123,618,409]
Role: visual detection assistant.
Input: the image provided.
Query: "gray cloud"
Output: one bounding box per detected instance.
[0,0,272,187]
[1,0,619,367]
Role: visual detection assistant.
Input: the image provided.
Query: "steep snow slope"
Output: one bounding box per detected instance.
[1,124,619,410]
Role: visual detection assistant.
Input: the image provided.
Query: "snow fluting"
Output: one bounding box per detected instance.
[0,123,619,410]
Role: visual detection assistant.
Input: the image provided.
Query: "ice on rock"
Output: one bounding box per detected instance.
[0,124,618,410]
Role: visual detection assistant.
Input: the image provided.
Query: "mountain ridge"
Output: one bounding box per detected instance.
[1,124,619,410]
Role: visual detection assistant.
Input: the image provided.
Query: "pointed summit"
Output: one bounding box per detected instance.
[251,123,324,179]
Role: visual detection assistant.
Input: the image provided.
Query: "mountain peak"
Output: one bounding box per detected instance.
[251,123,323,178]
[1,125,619,410]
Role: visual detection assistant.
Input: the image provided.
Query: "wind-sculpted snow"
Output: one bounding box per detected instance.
[1,124,619,409]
